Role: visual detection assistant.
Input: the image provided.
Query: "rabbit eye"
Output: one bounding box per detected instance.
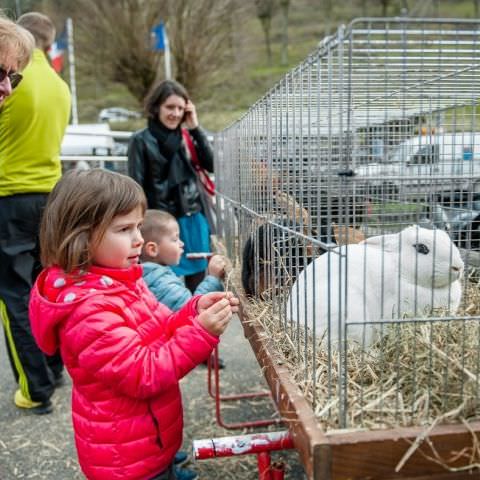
[413,243,429,255]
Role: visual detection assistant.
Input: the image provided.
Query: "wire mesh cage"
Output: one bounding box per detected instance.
[214,17,480,459]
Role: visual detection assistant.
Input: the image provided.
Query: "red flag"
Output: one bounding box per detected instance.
[48,29,67,73]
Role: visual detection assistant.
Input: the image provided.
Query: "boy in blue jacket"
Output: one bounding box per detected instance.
[140,209,227,480]
[141,209,226,310]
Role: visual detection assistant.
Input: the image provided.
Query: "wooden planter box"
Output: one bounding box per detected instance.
[238,299,480,480]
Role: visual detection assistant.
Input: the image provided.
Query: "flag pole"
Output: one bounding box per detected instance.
[163,23,171,80]
[66,17,79,125]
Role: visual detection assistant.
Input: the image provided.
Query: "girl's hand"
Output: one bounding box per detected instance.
[183,100,199,129]
[197,292,239,336]
[198,291,239,313]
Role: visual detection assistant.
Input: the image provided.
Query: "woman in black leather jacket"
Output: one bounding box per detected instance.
[127,80,214,291]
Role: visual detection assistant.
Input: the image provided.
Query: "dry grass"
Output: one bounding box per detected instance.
[239,279,480,472]
[239,270,480,421]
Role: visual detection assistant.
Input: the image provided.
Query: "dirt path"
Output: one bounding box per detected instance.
[0,315,305,479]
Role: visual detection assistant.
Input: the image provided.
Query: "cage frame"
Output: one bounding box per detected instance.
[215,16,480,479]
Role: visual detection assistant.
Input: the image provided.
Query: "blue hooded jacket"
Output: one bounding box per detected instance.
[142,262,224,311]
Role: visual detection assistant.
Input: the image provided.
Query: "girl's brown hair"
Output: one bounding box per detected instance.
[40,168,147,273]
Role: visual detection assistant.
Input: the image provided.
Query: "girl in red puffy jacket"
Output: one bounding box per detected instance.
[29,168,238,480]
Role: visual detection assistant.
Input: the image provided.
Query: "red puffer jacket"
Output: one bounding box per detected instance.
[29,264,219,480]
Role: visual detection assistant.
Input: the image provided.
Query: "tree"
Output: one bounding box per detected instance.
[381,0,389,16]
[73,0,162,102]
[72,0,237,102]
[255,0,275,65]
[324,0,333,18]
[1,0,42,17]
[279,0,290,65]
[359,0,368,16]
[165,0,237,96]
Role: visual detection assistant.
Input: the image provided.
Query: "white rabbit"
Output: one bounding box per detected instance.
[286,225,464,348]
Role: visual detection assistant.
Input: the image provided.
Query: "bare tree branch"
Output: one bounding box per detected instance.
[279,0,290,66]
[255,0,275,65]
[73,0,163,101]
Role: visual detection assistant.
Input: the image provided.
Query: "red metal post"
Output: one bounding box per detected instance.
[207,346,283,429]
[258,452,272,480]
[193,430,294,460]
[207,347,271,401]
[271,462,286,480]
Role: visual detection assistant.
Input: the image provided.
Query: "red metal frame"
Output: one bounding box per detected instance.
[194,431,294,480]
[207,345,283,429]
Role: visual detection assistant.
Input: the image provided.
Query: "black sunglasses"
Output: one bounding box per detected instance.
[0,66,23,89]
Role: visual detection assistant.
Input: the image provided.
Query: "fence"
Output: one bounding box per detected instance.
[214,18,480,478]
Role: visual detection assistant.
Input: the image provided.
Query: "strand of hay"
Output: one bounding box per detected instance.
[240,273,480,471]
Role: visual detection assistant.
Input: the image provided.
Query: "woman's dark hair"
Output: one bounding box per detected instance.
[40,168,147,273]
[144,80,189,119]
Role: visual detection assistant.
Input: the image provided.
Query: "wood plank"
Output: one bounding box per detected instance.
[386,473,480,480]
[327,423,480,479]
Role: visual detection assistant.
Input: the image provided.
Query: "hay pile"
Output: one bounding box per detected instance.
[242,282,480,432]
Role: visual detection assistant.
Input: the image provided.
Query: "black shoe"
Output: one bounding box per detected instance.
[31,400,53,415]
[174,466,198,480]
[174,450,189,466]
[54,373,66,388]
[202,355,226,369]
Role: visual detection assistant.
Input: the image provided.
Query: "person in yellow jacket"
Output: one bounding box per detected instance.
[0,12,71,414]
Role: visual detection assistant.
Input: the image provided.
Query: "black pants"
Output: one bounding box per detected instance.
[0,194,63,403]
[149,463,176,480]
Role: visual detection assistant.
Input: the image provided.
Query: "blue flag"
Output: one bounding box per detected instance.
[151,23,165,51]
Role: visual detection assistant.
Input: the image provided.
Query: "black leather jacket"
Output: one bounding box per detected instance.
[127,126,214,217]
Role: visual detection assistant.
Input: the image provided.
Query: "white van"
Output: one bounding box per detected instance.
[355,132,480,195]
[61,123,116,156]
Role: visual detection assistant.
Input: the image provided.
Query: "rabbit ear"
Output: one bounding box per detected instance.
[359,232,400,252]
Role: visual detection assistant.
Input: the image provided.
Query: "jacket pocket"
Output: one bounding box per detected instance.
[148,404,163,449]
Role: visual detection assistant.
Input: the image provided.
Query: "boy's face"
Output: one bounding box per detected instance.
[152,220,184,266]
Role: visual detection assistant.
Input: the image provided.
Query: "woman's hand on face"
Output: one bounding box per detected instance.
[183,100,199,129]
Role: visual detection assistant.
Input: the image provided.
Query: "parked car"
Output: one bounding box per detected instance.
[355,132,480,197]
[423,190,480,250]
[98,107,141,123]
[61,123,115,156]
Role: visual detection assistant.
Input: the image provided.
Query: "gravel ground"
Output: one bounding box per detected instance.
[0,315,306,479]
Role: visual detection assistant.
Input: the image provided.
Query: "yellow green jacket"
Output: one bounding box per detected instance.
[0,49,71,196]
